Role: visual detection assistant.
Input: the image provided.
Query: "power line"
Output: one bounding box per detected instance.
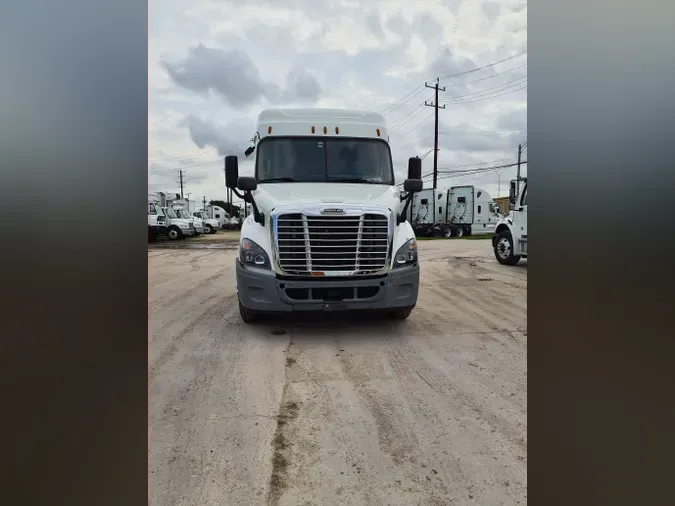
[381,87,427,115]
[437,50,527,80]
[443,63,527,88]
[379,50,526,115]
[440,76,527,103]
[443,85,527,105]
[397,160,527,187]
[380,84,425,114]
[391,112,436,142]
[389,104,428,132]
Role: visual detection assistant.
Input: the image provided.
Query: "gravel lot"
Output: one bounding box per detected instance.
[149,238,527,506]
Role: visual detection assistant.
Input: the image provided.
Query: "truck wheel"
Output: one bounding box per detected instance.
[494,230,521,265]
[204,224,213,234]
[167,226,182,240]
[389,306,414,319]
[455,227,464,238]
[239,300,259,323]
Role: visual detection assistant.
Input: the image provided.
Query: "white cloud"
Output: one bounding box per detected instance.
[149,0,527,203]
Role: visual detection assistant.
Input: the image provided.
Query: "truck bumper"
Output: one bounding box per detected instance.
[236,261,419,313]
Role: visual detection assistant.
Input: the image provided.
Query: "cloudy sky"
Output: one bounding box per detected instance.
[149,0,527,206]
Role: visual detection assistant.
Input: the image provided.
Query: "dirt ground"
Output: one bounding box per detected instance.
[149,238,527,506]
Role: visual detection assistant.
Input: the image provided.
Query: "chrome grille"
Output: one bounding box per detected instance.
[276,213,389,275]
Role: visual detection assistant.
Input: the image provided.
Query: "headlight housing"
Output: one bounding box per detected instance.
[393,238,417,268]
[239,238,271,269]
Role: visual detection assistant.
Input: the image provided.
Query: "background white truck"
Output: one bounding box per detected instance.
[193,211,220,234]
[161,206,195,240]
[493,177,527,265]
[224,108,423,323]
[148,193,167,241]
[408,185,502,237]
[203,205,232,230]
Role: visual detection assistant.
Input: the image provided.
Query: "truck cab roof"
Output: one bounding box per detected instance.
[256,108,389,141]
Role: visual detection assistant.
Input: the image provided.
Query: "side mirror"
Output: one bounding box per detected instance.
[407,156,422,180]
[244,146,255,157]
[237,176,258,192]
[509,181,517,204]
[403,179,423,193]
[225,155,239,189]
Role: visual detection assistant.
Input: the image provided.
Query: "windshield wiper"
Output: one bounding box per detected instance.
[258,177,299,183]
[332,178,381,184]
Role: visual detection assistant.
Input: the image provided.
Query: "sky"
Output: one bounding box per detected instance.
[149,0,527,207]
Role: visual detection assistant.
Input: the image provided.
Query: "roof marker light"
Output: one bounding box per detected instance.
[323,126,327,134]
[268,126,272,134]
[376,128,381,136]
[311,126,315,133]
[335,126,340,134]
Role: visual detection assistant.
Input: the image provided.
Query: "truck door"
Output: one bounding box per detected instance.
[518,184,527,238]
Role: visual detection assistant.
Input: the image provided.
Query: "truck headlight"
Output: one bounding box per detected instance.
[239,238,271,269]
[393,238,417,268]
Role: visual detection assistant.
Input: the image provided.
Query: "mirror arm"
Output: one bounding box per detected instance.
[242,191,264,226]
[397,193,414,225]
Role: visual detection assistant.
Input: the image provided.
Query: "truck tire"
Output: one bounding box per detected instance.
[239,300,259,323]
[389,306,414,319]
[494,230,521,265]
[167,226,182,240]
[455,227,464,238]
[204,224,214,234]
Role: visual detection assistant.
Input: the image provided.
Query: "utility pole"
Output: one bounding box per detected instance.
[202,196,207,211]
[425,78,446,190]
[516,144,522,183]
[179,170,184,198]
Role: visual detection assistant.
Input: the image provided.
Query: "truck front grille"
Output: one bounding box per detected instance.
[276,213,389,275]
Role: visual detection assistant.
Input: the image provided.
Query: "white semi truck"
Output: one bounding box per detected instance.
[148,193,167,241]
[193,211,220,234]
[408,185,502,238]
[203,205,231,230]
[493,177,527,265]
[224,108,423,323]
[161,206,196,240]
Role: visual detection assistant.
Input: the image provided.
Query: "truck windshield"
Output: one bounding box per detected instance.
[165,208,178,219]
[255,138,394,185]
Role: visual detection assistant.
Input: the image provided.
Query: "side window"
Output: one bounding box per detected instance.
[421,198,428,205]
[438,206,442,215]
[478,205,482,214]
[521,187,527,206]
[215,214,221,219]
[149,204,157,215]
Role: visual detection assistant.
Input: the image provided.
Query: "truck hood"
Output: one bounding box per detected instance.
[254,183,401,212]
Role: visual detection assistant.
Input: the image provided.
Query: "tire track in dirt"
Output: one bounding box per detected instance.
[149,265,229,316]
[151,301,241,506]
[385,344,526,504]
[148,292,234,381]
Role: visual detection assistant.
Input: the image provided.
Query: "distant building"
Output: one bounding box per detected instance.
[493,196,510,215]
